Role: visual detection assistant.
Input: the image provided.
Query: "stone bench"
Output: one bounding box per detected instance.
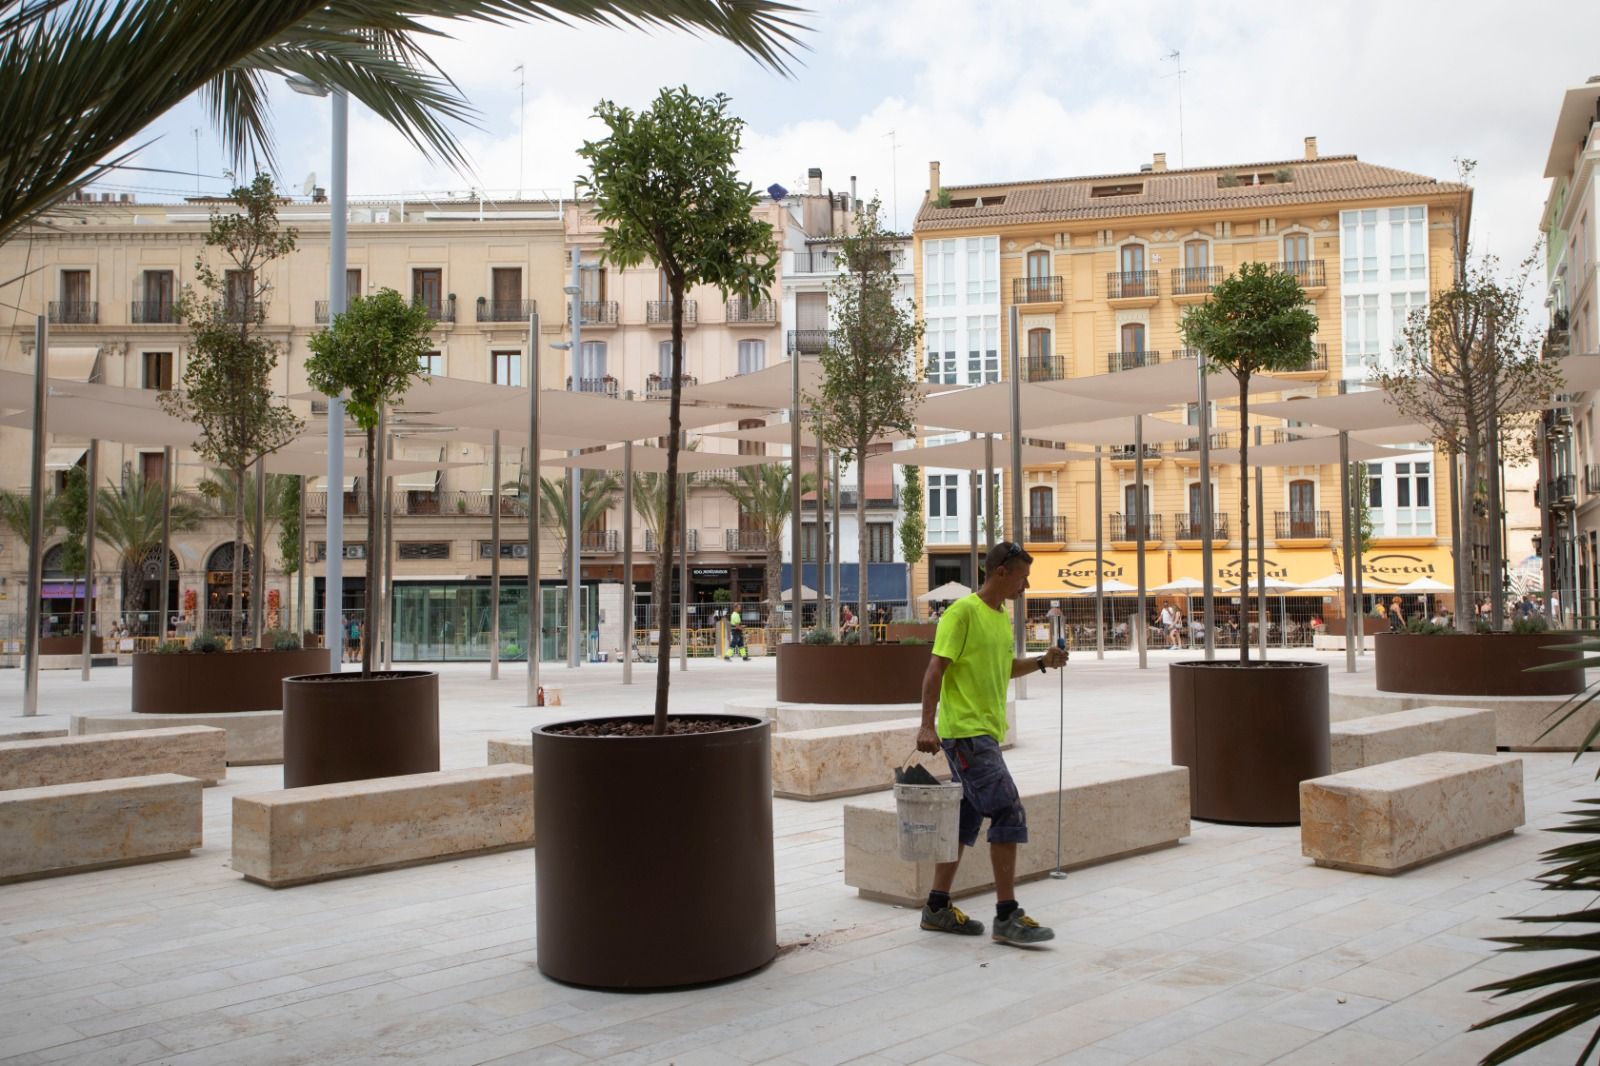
[770,719,1017,801]
[0,729,68,743]
[487,736,532,766]
[72,710,282,764]
[1300,752,1524,875]
[0,774,203,883]
[0,727,226,790]
[843,761,1189,904]
[1330,706,1497,773]
[232,764,534,887]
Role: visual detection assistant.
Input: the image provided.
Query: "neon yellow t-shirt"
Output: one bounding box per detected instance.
[932,593,1013,742]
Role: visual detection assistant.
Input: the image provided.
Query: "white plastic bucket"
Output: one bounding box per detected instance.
[544,685,564,707]
[894,782,963,862]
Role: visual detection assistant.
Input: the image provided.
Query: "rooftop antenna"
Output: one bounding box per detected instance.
[191,127,201,193]
[1163,50,1188,167]
[884,129,898,230]
[514,64,525,198]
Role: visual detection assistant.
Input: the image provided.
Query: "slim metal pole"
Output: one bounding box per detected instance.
[296,473,306,637]
[1008,305,1026,698]
[1094,445,1104,659]
[1339,431,1356,673]
[830,451,841,631]
[372,407,387,665]
[679,455,689,671]
[623,428,634,685]
[816,443,827,627]
[490,430,502,679]
[527,312,541,705]
[567,253,582,669]
[790,354,802,643]
[22,316,47,716]
[81,439,98,680]
[983,434,996,550]
[251,459,266,647]
[1255,425,1266,660]
[1134,416,1148,670]
[1197,356,1216,660]
[324,88,348,673]
[1049,610,1067,880]
[160,446,173,635]
[969,456,980,587]
[1538,426,1554,623]
[382,438,394,668]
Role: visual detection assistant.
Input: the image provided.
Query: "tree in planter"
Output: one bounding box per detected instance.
[578,86,778,733]
[276,475,302,626]
[806,198,922,643]
[160,173,301,647]
[95,475,203,618]
[1379,253,1557,632]
[1180,261,1318,664]
[56,466,89,636]
[712,463,815,629]
[305,288,434,675]
[899,466,925,570]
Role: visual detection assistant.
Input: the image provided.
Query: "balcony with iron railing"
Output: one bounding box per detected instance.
[414,295,455,322]
[1279,342,1329,375]
[645,372,698,398]
[724,298,777,324]
[1108,513,1163,543]
[1587,465,1600,495]
[223,300,265,323]
[581,529,619,553]
[1275,510,1331,540]
[1174,512,1230,541]
[567,300,619,326]
[48,301,98,325]
[566,375,619,397]
[1023,357,1067,382]
[305,492,369,517]
[1172,347,1200,360]
[788,329,832,355]
[1172,432,1233,458]
[1024,515,1068,543]
[1108,349,1160,373]
[130,300,176,324]
[644,528,698,553]
[1537,474,1578,509]
[791,249,841,274]
[1170,266,1223,298]
[476,298,537,322]
[725,529,769,552]
[1012,276,1063,305]
[646,299,697,326]
[1272,260,1327,289]
[1108,442,1163,463]
[1107,270,1160,301]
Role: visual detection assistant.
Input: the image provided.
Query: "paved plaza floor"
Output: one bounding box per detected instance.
[1,650,1596,1065]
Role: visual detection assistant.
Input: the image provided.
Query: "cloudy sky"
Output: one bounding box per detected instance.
[121,0,1599,271]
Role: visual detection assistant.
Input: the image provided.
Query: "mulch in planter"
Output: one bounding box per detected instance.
[547,718,751,738]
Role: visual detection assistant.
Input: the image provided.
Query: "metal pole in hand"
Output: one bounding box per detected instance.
[1049,617,1068,879]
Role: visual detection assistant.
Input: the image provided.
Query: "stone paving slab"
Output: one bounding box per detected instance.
[0,652,1596,1064]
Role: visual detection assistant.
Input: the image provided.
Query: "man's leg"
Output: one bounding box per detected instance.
[989,842,1016,901]
[931,846,964,893]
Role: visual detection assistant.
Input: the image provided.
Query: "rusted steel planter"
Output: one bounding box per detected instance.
[1170,661,1330,826]
[282,671,440,788]
[39,636,103,655]
[532,715,774,988]
[776,643,932,704]
[1374,633,1585,697]
[132,648,329,714]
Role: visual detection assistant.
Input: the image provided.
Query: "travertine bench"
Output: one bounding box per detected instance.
[487,736,532,766]
[232,764,534,887]
[0,774,202,883]
[770,718,1020,801]
[844,761,1189,904]
[0,726,226,790]
[1330,706,1497,773]
[1300,752,1524,874]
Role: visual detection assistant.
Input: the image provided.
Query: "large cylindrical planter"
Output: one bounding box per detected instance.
[1374,633,1585,696]
[282,671,440,788]
[776,643,932,704]
[133,649,330,713]
[1170,661,1329,826]
[532,715,775,989]
[40,636,103,655]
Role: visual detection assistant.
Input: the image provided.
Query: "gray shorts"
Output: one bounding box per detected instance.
[941,735,1028,846]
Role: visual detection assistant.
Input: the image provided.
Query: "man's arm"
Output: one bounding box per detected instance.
[915,655,950,753]
[1009,646,1068,678]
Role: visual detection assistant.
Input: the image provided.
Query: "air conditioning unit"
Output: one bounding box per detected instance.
[373,210,390,224]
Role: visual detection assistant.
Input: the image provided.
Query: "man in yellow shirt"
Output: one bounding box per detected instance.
[916,541,1066,946]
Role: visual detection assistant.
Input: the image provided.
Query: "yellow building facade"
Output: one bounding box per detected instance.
[910,141,1470,622]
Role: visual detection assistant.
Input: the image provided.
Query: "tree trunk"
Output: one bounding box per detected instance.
[232,466,245,647]
[765,540,780,642]
[1459,435,1479,633]
[362,426,377,675]
[1237,374,1250,666]
[856,441,870,644]
[654,279,685,735]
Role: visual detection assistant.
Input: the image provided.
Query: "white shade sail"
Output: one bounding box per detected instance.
[699,422,908,449]
[678,360,822,408]
[1063,578,1140,595]
[1150,577,1207,592]
[1243,389,1409,432]
[540,448,775,475]
[779,584,819,601]
[0,395,198,447]
[1392,575,1454,592]
[883,437,1094,469]
[916,382,1146,433]
[1029,414,1199,446]
[919,580,972,602]
[1208,436,1429,466]
[1045,359,1310,407]
[44,445,86,471]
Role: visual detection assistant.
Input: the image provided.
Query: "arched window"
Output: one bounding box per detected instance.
[205,542,253,574]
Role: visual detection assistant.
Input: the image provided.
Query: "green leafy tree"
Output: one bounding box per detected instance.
[806,199,922,642]
[712,464,814,627]
[196,465,297,553]
[306,288,434,675]
[578,86,778,733]
[1180,261,1318,664]
[0,1,804,244]
[56,466,89,633]
[95,476,203,617]
[277,475,301,579]
[160,173,302,646]
[900,465,924,593]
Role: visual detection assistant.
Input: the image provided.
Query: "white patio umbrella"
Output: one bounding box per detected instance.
[919,580,972,603]
[1065,578,1139,594]
[779,584,819,601]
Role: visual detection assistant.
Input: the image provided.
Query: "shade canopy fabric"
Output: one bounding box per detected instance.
[1150,577,1207,592]
[0,395,198,447]
[540,448,774,475]
[1029,414,1199,446]
[918,580,972,602]
[1208,436,1429,466]
[1552,355,1600,393]
[1062,578,1139,595]
[1243,389,1410,432]
[438,390,763,443]
[779,584,819,601]
[393,446,446,490]
[882,438,1094,469]
[915,382,1146,433]
[1218,578,1301,595]
[44,445,86,471]
[1045,360,1310,407]
[678,360,823,408]
[699,422,908,448]
[1392,575,1454,592]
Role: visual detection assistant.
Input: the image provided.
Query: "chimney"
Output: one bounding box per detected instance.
[1304,136,1318,160]
[929,160,941,199]
[1153,152,1167,173]
[807,167,822,196]
[849,175,857,209]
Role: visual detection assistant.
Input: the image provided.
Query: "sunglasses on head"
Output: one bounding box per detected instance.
[994,542,1026,566]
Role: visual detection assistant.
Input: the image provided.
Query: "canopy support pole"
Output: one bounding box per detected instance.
[623,425,634,686]
[790,354,801,644]
[381,438,394,669]
[527,312,541,706]
[679,446,689,671]
[1008,305,1026,696]
[1134,416,1148,670]
[1255,424,1267,660]
[1197,354,1216,660]
[969,453,980,590]
[252,459,266,648]
[983,435,996,551]
[490,429,501,680]
[1094,445,1104,659]
[831,451,842,631]
[22,315,46,716]
[1340,431,1356,673]
[296,472,306,637]
[81,439,98,680]
[816,442,827,629]
[160,446,174,637]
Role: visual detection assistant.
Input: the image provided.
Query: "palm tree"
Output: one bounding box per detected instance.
[712,463,813,627]
[196,466,296,550]
[0,487,58,547]
[94,476,203,620]
[1,1,804,244]
[503,471,620,564]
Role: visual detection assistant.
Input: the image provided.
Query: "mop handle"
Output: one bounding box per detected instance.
[1052,624,1067,877]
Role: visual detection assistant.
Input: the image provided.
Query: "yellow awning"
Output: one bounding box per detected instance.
[1027,545,1455,596]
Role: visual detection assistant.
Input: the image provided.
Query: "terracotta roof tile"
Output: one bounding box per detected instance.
[916,157,1468,231]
